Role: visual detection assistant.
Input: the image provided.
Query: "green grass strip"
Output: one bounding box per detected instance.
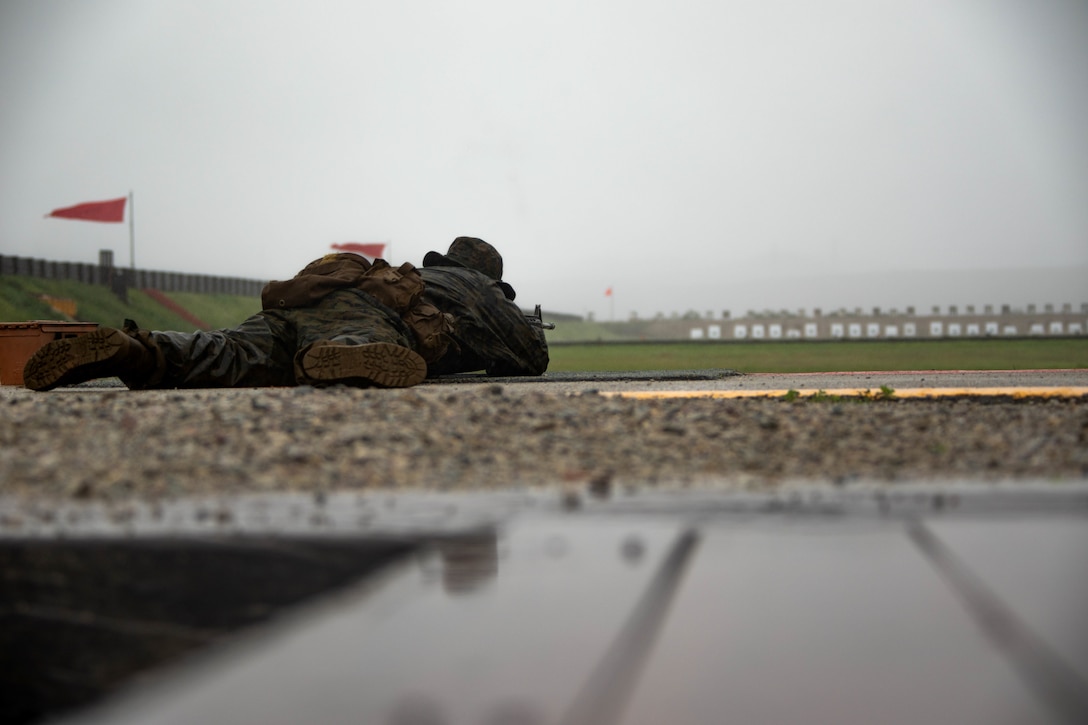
[547,339,1088,373]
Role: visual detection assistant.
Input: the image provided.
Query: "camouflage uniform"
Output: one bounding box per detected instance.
[420,266,549,377]
[129,287,416,389]
[125,237,550,388]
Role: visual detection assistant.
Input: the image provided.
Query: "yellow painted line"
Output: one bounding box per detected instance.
[602,387,1088,400]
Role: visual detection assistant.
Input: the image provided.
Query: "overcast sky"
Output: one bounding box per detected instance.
[2,0,1086,320]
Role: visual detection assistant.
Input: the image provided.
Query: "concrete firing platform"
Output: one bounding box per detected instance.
[4,367,1086,398]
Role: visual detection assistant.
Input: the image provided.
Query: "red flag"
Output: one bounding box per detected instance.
[605,287,613,297]
[46,197,127,223]
[331,242,385,258]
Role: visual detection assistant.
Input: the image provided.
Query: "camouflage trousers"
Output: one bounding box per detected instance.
[126,288,417,389]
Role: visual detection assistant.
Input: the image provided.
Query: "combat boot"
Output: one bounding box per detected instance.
[23,327,156,391]
[299,341,426,388]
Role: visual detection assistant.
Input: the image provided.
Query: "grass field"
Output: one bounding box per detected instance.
[546,339,1088,373]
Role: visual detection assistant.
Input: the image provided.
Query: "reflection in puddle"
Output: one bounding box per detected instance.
[436,532,500,595]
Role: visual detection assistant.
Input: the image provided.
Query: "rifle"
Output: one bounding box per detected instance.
[526,304,556,330]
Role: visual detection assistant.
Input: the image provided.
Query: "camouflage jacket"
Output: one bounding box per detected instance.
[419,266,549,377]
[261,253,422,312]
[261,253,453,363]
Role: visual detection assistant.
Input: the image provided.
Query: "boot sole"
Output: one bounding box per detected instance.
[301,342,426,388]
[23,328,127,391]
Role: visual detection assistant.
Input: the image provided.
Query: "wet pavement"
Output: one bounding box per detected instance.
[3,482,1080,725]
[462,368,1088,395]
[10,366,1086,396]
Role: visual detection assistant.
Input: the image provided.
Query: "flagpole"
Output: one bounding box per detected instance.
[128,190,135,270]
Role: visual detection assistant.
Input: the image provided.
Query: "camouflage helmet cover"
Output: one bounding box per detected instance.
[423,237,516,300]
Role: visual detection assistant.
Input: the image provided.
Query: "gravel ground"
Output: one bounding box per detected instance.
[1,382,1086,502]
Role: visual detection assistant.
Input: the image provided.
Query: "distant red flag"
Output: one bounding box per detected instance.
[605,287,613,297]
[46,197,127,223]
[331,242,385,258]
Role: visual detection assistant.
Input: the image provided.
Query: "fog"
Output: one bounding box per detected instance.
[2,0,1086,320]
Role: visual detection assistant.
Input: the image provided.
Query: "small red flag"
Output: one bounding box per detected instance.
[46,197,127,223]
[605,287,613,297]
[331,242,385,258]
